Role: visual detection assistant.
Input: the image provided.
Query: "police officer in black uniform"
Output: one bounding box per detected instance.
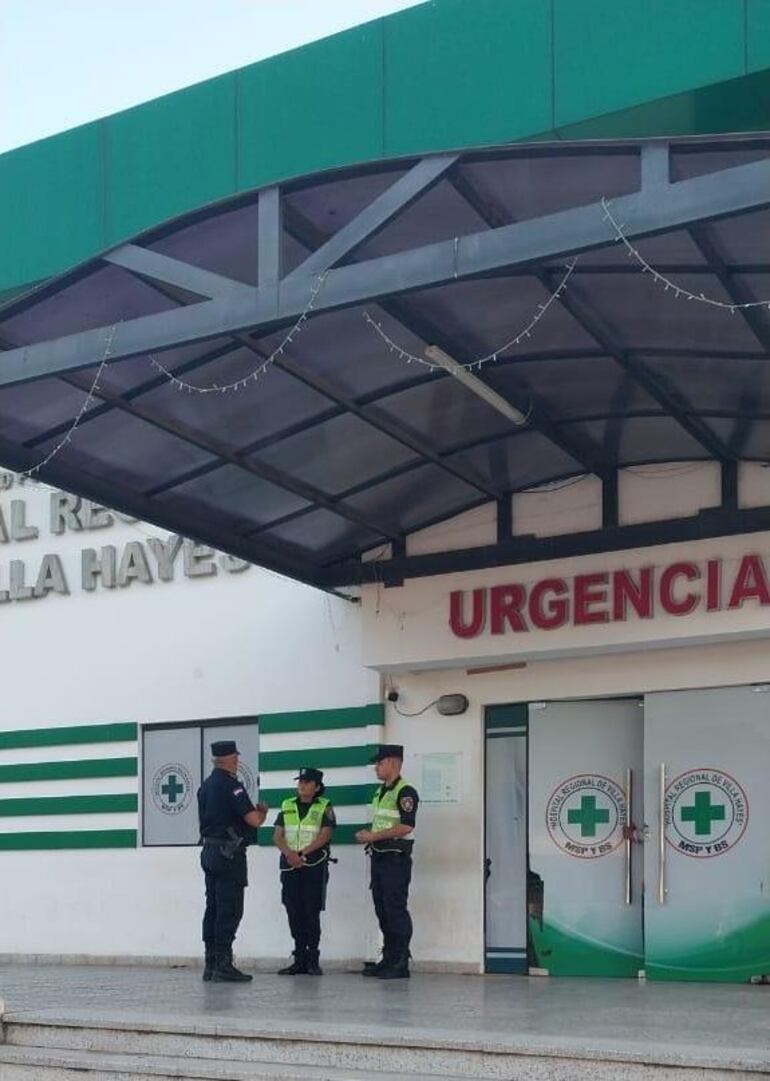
[198,739,267,983]
[273,767,336,975]
[355,744,419,980]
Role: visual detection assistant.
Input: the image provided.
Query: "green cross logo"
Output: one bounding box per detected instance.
[567,795,610,838]
[680,790,726,836]
[665,770,747,858]
[152,762,193,816]
[161,774,185,804]
[547,774,625,859]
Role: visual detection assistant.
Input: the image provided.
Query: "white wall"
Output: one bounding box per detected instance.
[0,475,379,964]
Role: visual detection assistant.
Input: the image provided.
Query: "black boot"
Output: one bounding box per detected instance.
[306,949,323,976]
[376,947,410,980]
[363,951,393,977]
[212,947,253,983]
[202,943,216,982]
[278,948,308,975]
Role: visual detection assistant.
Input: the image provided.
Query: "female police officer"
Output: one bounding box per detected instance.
[274,767,336,975]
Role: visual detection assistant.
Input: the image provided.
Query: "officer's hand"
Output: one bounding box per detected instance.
[355,829,373,844]
[256,802,269,815]
[287,851,304,868]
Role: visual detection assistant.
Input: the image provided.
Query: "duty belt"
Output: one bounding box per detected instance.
[200,827,244,860]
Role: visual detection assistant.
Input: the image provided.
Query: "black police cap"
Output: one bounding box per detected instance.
[295,767,324,784]
[211,739,239,757]
[370,743,404,763]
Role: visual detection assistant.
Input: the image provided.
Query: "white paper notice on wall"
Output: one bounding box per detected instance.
[417,752,462,804]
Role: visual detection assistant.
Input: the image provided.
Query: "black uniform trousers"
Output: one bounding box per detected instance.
[281,860,327,954]
[370,850,413,953]
[201,844,247,950]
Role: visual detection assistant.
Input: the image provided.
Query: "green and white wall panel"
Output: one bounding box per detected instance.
[257,703,384,845]
[0,705,382,850]
[0,722,138,850]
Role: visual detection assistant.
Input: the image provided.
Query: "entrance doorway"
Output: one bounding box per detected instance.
[485,686,770,982]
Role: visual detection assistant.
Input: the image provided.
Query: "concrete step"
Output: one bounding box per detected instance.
[0,1043,478,1081]
[4,1015,770,1081]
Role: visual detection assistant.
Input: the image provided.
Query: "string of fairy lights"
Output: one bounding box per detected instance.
[601,196,770,311]
[362,259,578,372]
[16,324,118,481]
[146,273,327,394]
[18,195,770,477]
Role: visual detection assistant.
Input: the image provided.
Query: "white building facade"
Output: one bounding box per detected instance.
[4,462,770,983]
[0,473,381,965]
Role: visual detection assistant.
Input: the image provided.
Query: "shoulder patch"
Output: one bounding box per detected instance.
[399,795,415,813]
[233,787,244,796]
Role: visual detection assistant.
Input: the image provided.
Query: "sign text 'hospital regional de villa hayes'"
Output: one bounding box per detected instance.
[0,476,249,606]
[449,554,770,637]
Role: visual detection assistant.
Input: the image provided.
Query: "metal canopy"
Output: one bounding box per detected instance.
[2,135,770,592]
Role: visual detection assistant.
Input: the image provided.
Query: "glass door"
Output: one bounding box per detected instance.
[643,685,770,982]
[528,698,644,977]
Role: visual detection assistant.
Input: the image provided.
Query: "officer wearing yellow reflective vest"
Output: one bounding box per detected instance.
[355,744,419,980]
[274,767,335,975]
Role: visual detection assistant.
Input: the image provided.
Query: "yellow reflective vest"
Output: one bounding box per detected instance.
[280,796,330,852]
[370,778,416,851]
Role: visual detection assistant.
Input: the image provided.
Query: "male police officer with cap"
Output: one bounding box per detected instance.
[274,767,336,975]
[198,739,267,983]
[355,744,419,980]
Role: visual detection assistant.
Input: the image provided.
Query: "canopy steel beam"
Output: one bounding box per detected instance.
[3,151,770,387]
[285,153,458,281]
[319,504,770,588]
[103,245,255,302]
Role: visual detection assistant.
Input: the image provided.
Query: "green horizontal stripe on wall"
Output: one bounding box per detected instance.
[0,794,138,817]
[260,704,384,735]
[259,746,375,772]
[260,784,376,808]
[0,757,138,784]
[257,823,367,846]
[0,829,137,850]
[0,723,137,751]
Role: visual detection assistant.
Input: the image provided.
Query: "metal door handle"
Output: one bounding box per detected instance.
[624,767,632,905]
[658,762,667,904]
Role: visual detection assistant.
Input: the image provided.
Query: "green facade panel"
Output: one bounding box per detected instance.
[1,0,769,296]
[237,22,384,191]
[748,0,770,72]
[558,68,770,141]
[104,73,238,243]
[383,0,552,154]
[0,122,104,291]
[553,0,746,128]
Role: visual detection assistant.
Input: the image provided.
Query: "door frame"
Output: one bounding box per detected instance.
[483,702,529,974]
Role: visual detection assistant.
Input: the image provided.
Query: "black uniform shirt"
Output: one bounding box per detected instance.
[275,798,336,870]
[198,768,256,842]
[371,777,419,852]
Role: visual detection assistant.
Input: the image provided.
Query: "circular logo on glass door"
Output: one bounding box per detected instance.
[238,762,257,799]
[665,768,748,858]
[546,774,627,859]
[151,763,194,815]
